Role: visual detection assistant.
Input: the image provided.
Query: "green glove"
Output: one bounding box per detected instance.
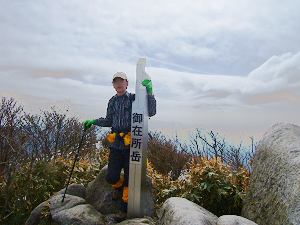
[83,119,95,130]
[142,79,153,94]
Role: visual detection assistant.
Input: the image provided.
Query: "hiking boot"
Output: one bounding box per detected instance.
[112,187,123,200]
[114,211,127,222]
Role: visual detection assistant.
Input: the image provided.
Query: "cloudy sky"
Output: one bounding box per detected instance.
[1,0,300,146]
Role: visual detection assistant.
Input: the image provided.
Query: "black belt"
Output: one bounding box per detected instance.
[112,128,131,141]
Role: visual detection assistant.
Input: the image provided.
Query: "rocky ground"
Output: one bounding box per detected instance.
[27,122,300,224]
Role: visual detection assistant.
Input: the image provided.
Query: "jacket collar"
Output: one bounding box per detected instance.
[113,91,130,100]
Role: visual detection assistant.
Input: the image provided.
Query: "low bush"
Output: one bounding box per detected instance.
[0,150,109,224]
[148,131,190,180]
[148,157,250,216]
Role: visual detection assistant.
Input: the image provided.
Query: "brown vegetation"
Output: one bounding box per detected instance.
[0,97,255,224]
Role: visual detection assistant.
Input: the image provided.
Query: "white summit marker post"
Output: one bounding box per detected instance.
[128,58,150,218]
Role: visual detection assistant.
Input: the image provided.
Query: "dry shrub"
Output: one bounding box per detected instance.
[0,148,109,224]
[147,131,190,180]
[147,161,173,207]
[148,157,250,216]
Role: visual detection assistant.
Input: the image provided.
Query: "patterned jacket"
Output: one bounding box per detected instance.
[94,91,156,150]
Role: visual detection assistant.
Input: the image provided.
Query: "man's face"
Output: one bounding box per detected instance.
[113,77,128,94]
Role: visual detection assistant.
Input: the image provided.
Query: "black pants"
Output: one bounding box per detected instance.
[105,147,130,212]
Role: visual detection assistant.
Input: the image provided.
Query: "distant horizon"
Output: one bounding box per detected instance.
[1,93,263,150]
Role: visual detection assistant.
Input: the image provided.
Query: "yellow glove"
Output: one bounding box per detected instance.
[107,133,116,143]
[123,132,131,146]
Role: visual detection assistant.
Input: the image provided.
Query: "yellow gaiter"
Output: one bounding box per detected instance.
[122,186,128,203]
[111,176,123,188]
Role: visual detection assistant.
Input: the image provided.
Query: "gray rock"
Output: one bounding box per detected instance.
[86,165,123,214]
[54,183,86,199]
[86,165,155,216]
[242,122,300,225]
[159,197,218,225]
[139,175,156,217]
[103,214,118,225]
[52,204,104,225]
[25,200,50,225]
[217,215,258,225]
[49,194,86,217]
[117,217,156,224]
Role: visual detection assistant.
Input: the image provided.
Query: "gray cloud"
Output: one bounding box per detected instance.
[1,0,300,75]
[1,0,300,144]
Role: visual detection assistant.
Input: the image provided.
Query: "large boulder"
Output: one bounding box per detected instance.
[138,175,156,217]
[49,194,87,217]
[26,184,87,225]
[86,165,155,216]
[26,164,156,224]
[242,122,300,225]
[25,200,51,225]
[217,215,258,225]
[54,183,86,199]
[49,194,104,225]
[52,204,104,225]
[159,197,218,225]
[86,165,123,214]
[117,217,156,224]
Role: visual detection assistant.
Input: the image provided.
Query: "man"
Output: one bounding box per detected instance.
[83,72,156,222]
